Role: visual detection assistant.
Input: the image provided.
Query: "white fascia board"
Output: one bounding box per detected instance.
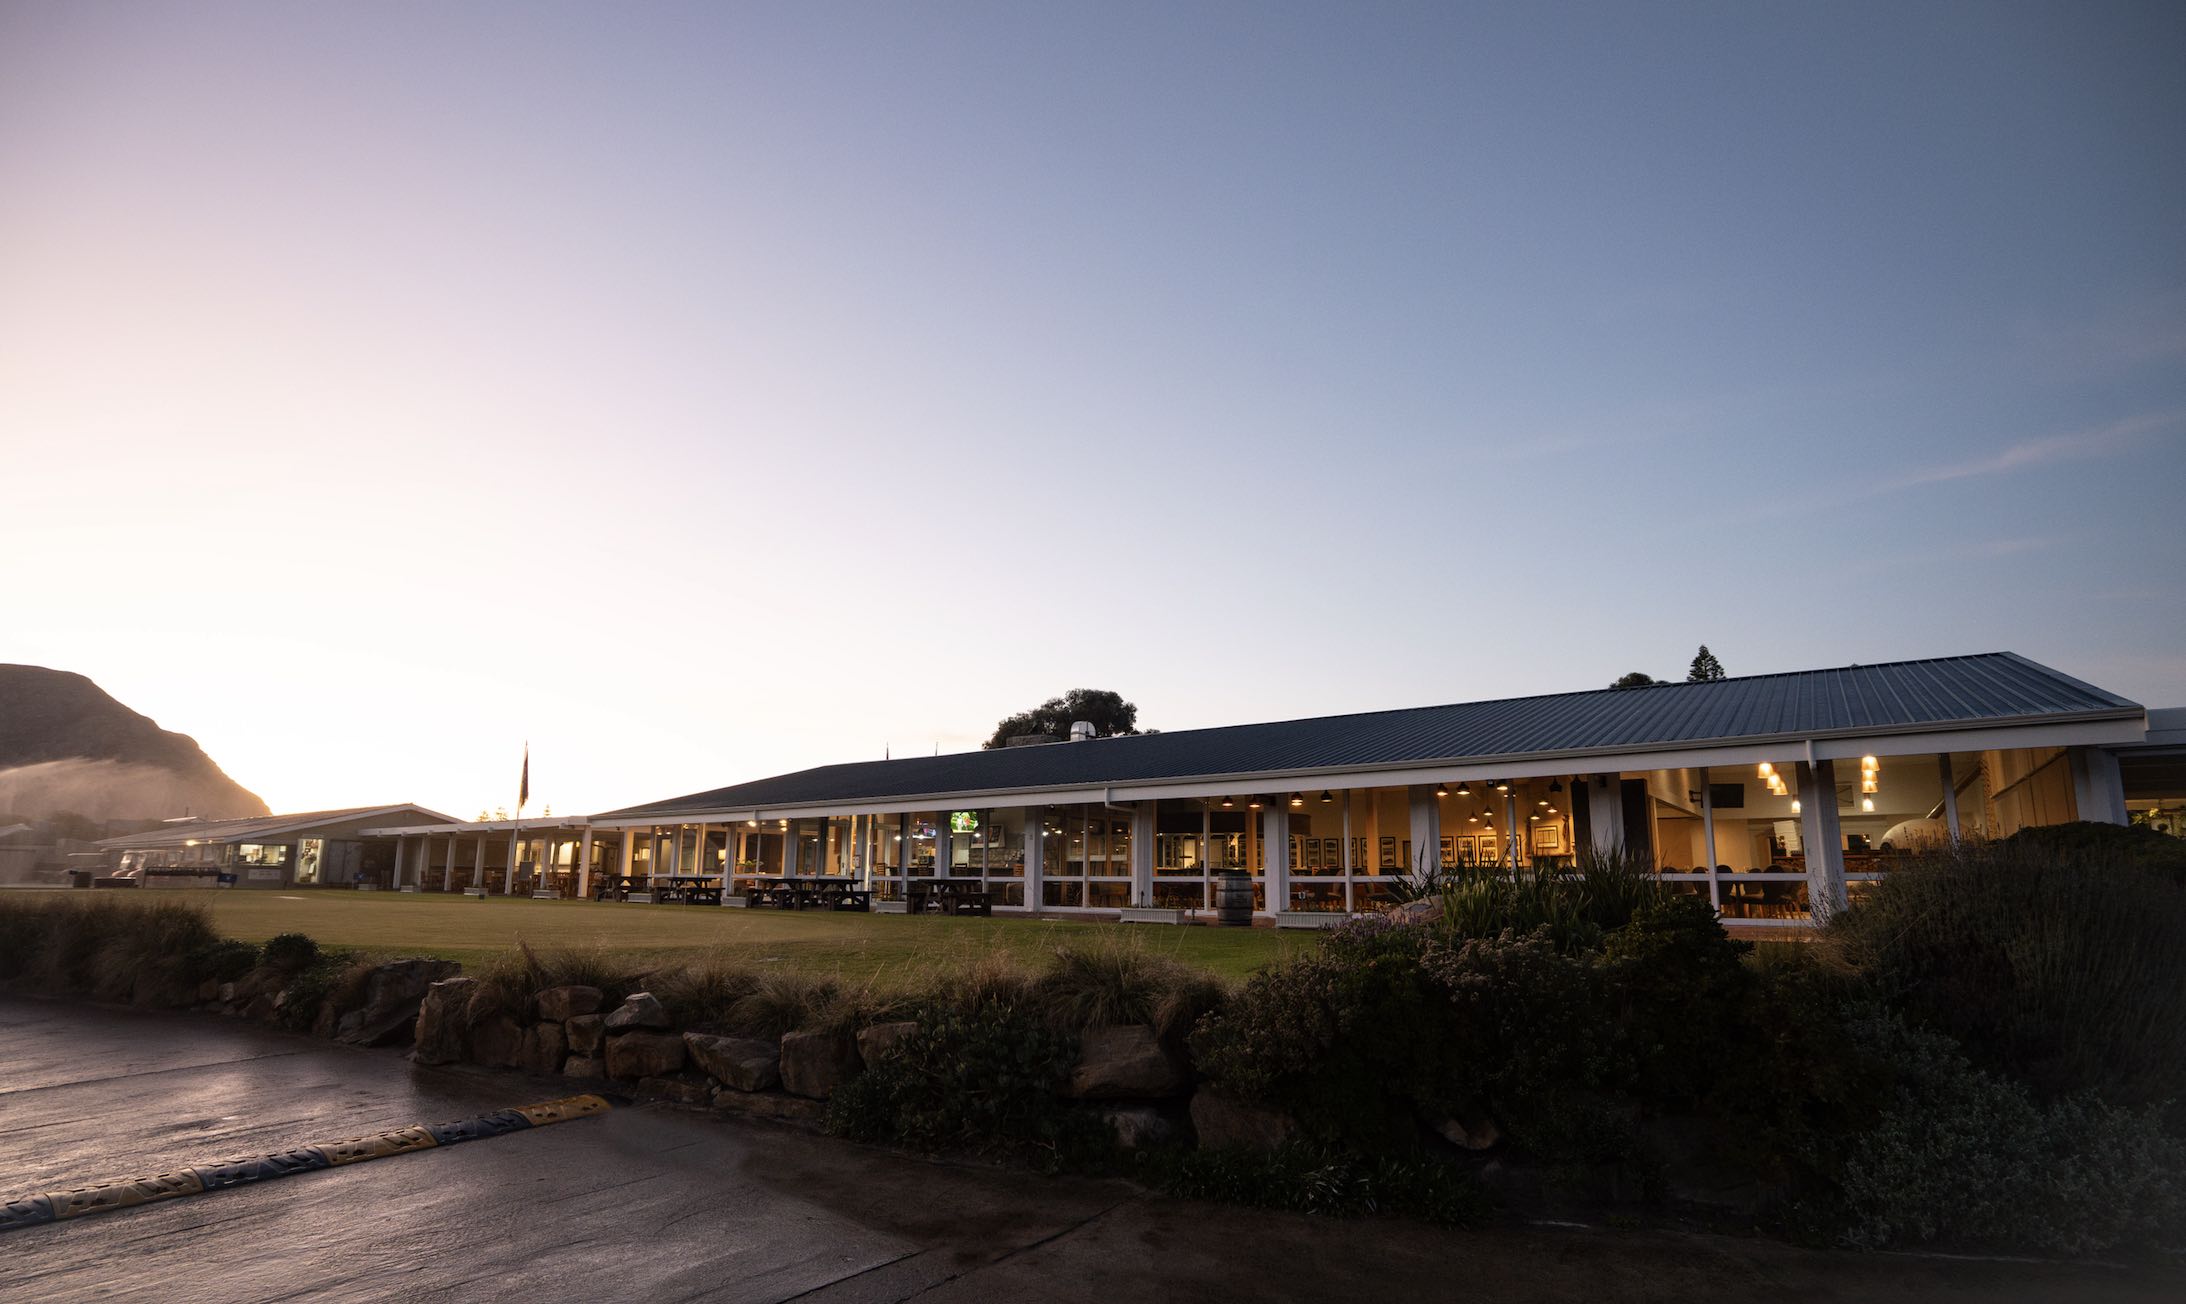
[582,711,2146,825]
[358,817,593,837]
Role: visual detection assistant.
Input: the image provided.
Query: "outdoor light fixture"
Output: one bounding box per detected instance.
[1467,813,1479,823]
[1435,782,1449,798]
[1248,797,1262,810]
[1455,781,1473,797]
[1220,795,1234,808]
[1319,790,1334,804]
[1758,762,1774,778]
[1549,778,1563,794]
[1289,793,1304,808]
[1495,780,1510,793]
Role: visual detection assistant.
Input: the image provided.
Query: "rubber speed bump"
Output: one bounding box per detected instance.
[0,1094,610,1233]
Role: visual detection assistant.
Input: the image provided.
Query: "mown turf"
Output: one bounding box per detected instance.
[100,889,1305,986]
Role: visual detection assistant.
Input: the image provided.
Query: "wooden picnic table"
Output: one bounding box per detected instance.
[744,875,872,912]
[905,877,993,917]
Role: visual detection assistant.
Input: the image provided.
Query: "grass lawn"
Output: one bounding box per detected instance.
[139,890,1309,986]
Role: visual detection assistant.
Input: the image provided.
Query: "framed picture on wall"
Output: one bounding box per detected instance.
[1534,825,1564,853]
[1377,836,1398,870]
[1439,835,1455,868]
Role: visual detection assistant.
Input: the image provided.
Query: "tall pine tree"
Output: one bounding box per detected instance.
[1687,645,1727,682]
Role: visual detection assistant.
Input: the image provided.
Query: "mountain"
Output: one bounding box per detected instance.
[0,665,269,821]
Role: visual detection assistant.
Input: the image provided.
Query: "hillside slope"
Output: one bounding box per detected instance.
[0,665,269,820]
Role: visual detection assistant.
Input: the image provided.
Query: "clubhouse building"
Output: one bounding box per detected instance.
[354,652,2183,929]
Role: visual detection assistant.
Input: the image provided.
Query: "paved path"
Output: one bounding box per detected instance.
[2,996,2178,1303]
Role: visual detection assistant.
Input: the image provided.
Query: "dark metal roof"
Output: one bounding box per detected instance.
[604,653,2140,818]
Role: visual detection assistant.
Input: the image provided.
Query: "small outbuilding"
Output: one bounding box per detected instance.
[97,805,454,889]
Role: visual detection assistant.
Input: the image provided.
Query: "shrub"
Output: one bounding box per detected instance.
[1030,933,1224,1038]
[1144,1140,1492,1224]
[826,1001,1107,1172]
[1599,895,1754,1106]
[277,951,353,1031]
[1191,922,1612,1154]
[189,938,263,984]
[2004,821,2186,883]
[262,932,320,973]
[1829,836,2186,1108]
[1820,1011,2185,1253]
[0,896,226,1004]
[1432,845,1663,952]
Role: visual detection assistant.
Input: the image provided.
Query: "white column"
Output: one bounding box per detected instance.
[1407,785,1440,879]
[2068,747,2128,825]
[1938,754,1961,841]
[1340,792,1354,913]
[1023,806,1044,911]
[504,825,519,895]
[1698,774,1720,911]
[618,829,634,894]
[1260,801,1290,916]
[473,835,485,889]
[577,827,595,899]
[1586,774,1626,854]
[693,823,710,883]
[781,821,795,876]
[1796,758,1848,922]
[1505,790,1520,867]
[1131,801,1155,907]
[392,836,407,889]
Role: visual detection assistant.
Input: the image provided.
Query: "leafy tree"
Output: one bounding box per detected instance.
[1687,645,1727,682]
[1608,672,1659,690]
[984,689,1142,749]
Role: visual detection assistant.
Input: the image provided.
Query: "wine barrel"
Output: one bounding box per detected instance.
[1214,871,1254,927]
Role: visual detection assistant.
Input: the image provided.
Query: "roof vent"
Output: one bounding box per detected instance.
[1005,733,1062,748]
[1069,720,1096,742]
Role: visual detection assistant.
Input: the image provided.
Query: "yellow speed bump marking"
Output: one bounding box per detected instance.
[2,1095,611,1233]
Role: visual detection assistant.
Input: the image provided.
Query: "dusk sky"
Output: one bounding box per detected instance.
[4,2,2182,818]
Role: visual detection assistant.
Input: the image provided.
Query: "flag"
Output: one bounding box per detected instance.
[518,743,530,814]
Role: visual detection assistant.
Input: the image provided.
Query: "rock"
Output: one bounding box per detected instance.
[563,1055,604,1079]
[272,988,289,1010]
[603,992,672,1033]
[519,1021,568,1075]
[1068,1025,1185,1099]
[197,978,221,1003]
[685,1032,780,1092]
[779,1029,860,1100]
[710,1089,827,1130]
[637,1074,712,1106]
[311,1002,337,1039]
[565,1014,605,1055]
[1101,1105,1174,1150]
[855,1021,919,1067]
[535,985,603,1022]
[242,993,278,1022]
[218,982,237,1004]
[410,977,479,1065]
[335,958,463,1047]
[1189,1089,1295,1151]
[605,1030,687,1080]
[468,1015,525,1069]
[1384,897,1443,925]
[1432,1111,1500,1152]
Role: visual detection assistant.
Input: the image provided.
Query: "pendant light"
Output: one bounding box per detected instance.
[1548,778,1563,794]
[1220,795,1234,809]
[1434,782,1449,798]
[1289,793,1304,809]
[1455,781,1473,797]
[1319,790,1334,804]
